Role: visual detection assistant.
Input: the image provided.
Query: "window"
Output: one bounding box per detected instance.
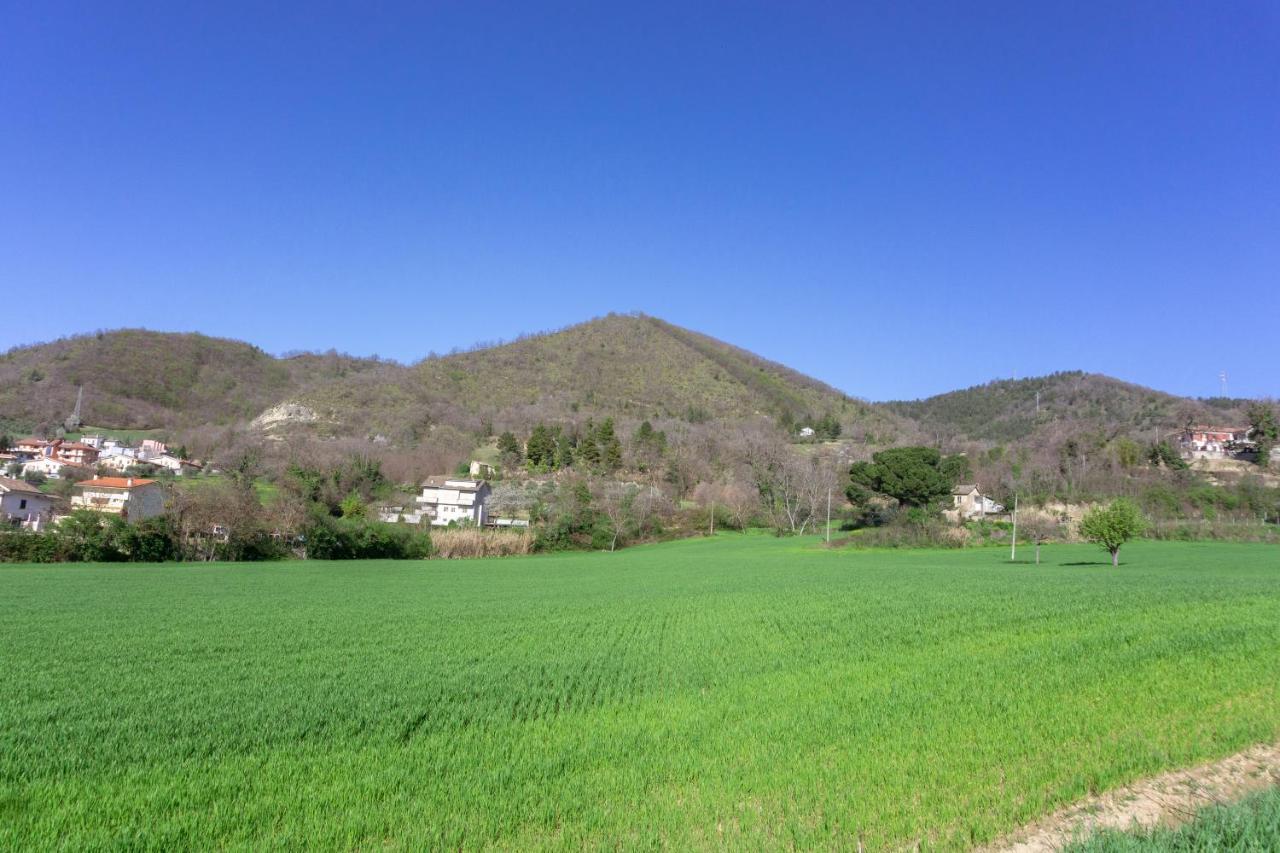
[19,499,27,509]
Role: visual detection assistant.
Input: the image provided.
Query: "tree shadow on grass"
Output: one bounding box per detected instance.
[1060,561,1114,566]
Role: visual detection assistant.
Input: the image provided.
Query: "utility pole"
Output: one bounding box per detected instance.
[1220,371,1228,398]
[825,487,832,544]
[1010,493,1018,562]
[1035,390,1040,415]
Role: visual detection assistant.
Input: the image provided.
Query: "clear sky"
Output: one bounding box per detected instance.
[2,2,1277,401]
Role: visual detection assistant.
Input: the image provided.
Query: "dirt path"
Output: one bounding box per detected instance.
[983,741,1280,852]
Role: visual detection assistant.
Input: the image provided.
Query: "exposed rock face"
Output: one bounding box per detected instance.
[251,402,321,431]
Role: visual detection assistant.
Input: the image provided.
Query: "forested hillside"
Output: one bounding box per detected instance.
[285,314,906,444]
[885,372,1248,445]
[0,330,383,434]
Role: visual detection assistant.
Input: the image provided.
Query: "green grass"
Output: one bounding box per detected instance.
[1067,785,1280,851]
[2,538,1279,849]
[67,424,166,443]
[171,473,280,504]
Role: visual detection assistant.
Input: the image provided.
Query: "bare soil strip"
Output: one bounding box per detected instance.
[984,742,1280,852]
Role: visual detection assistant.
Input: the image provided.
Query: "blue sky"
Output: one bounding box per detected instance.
[2,2,1277,401]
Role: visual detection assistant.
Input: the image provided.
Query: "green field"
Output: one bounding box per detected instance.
[2,537,1279,849]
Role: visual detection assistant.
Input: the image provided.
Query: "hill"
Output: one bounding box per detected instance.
[0,330,383,435]
[884,371,1249,445]
[0,316,905,444]
[285,314,905,442]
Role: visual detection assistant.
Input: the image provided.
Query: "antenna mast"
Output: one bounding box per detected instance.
[64,386,84,433]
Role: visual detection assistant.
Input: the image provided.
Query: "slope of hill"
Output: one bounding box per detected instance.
[0,330,383,434]
[885,371,1248,445]
[289,314,906,441]
[0,316,905,444]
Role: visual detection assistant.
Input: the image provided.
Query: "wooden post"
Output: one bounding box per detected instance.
[1010,493,1018,562]
[826,487,832,543]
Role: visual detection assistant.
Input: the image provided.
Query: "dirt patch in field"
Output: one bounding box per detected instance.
[983,741,1280,852]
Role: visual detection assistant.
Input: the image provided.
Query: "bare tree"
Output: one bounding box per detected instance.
[745,435,838,535]
[595,481,636,552]
[720,479,760,531]
[629,484,668,539]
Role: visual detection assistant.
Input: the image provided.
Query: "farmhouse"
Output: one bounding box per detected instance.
[147,453,202,475]
[946,484,1005,521]
[0,476,54,527]
[416,477,491,526]
[71,476,165,521]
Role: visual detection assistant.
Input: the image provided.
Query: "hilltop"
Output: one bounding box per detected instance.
[884,372,1249,446]
[285,314,904,442]
[0,330,385,434]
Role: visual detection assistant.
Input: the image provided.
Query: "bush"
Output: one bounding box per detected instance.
[304,516,430,560]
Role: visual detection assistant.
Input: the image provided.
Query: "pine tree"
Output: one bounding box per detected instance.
[598,418,623,472]
[555,433,575,468]
[497,431,522,464]
[578,420,601,468]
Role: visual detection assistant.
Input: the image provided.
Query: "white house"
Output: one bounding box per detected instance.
[947,484,1005,521]
[798,427,816,438]
[98,454,143,473]
[415,477,491,526]
[0,476,55,526]
[71,476,165,521]
[22,457,89,480]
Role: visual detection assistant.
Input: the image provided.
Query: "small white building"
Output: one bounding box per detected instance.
[0,476,55,526]
[71,476,165,521]
[798,427,816,438]
[416,477,491,526]
[377,505,425,525]
[147,453,201,476]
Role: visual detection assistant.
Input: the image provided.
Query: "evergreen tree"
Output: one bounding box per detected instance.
[497,431,522,464]
[578,420,601,468]
[555,433,575,468]
[598,418,623,472]
[526,425,558,469]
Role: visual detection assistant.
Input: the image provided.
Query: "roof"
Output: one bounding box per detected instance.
[952,484,978,495]
[1188,425,1247,433]
[74,477,158,490]
[15,438,48,446]
[58,442,98,451]
[421,476,486,491]
[0,476,45,496]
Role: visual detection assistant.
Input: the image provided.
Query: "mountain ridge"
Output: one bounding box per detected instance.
[0,317,1255,452]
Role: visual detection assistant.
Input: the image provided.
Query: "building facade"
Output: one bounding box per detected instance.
[71,476,165,521]
[415,477,491,526]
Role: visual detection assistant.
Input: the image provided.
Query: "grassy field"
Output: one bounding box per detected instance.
[2,537,1278,849]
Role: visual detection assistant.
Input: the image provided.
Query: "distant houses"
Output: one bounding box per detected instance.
[1178,425,1252,460]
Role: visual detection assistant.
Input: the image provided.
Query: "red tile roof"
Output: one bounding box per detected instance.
[74,477,158,490]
